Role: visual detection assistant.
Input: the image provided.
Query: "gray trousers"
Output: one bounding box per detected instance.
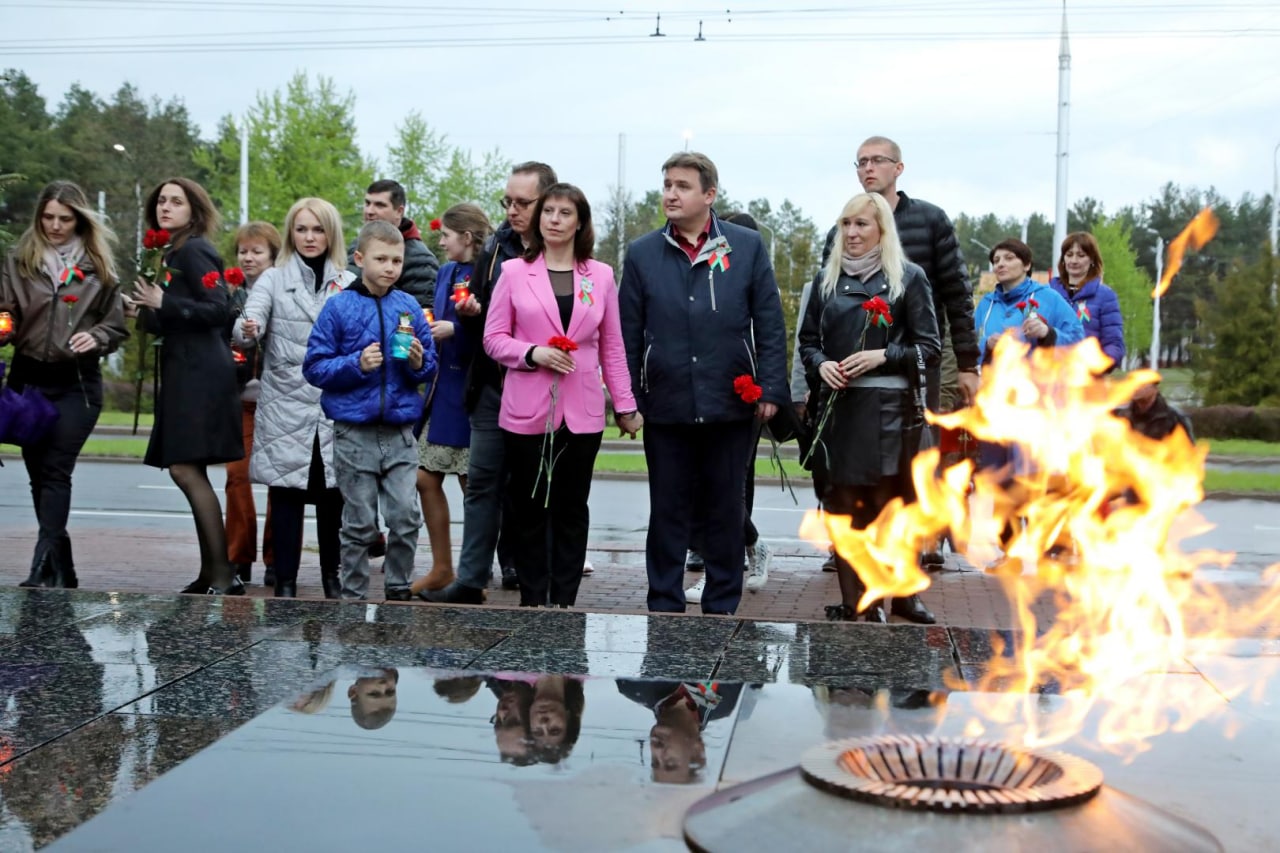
[333,421,421,599]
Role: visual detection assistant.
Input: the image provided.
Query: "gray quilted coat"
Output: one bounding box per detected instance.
[233,253,354,489]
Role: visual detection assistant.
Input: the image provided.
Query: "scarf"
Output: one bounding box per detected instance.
[43,237,85,286]
[840,245,882,282]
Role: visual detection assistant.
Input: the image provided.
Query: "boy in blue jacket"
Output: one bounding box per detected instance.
[304,221,437,600]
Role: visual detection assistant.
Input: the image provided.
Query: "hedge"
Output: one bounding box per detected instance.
[1186,406,1280,442]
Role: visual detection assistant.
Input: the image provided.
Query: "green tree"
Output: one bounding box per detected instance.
[1091,215,1153,369]
[1192,251,1280,406]
[0,70,54,233]
[195,72,374,240]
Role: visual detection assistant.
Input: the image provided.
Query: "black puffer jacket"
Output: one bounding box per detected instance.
[346,217,439,311]
[822,192,978,372]
[460,220,525,412]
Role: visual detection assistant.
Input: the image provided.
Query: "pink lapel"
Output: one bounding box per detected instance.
[525,255,563,334]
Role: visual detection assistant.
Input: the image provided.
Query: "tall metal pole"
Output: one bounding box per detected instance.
[617,132,627,267]
[239,120,250,225]
[97,190,106,221]
[133,181,143,263]
[1270,140,1278,302]
[1150,236,1164,370]
[1053,4,1071,262]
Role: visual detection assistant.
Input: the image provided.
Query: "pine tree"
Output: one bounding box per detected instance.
[1193,251,1280,406]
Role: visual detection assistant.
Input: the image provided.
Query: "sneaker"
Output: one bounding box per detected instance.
[500,564,519,590]
[685,549,705,572]
[745,541,772,592]
[582,559,594,576]
[685,575,706,605]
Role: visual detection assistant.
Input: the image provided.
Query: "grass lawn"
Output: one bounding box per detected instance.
[1203,470,1280,494]
[97,411,154,428]
[1205,439,1280,458]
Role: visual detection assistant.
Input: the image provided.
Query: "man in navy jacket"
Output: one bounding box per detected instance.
[620,152,788,615]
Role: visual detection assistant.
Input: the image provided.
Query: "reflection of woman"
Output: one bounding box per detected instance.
[132,177,244,595]
[488,677,537,766]
[616,680,742,784]
[799,193,940,623]
[235,198,353,599]
[527,675,585,765]
[1048,231,1125,372]
[483,184,640,607]
[225,221,282,586]
[0,181,127,589]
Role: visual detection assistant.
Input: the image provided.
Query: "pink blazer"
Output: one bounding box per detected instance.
[483,256,636,436]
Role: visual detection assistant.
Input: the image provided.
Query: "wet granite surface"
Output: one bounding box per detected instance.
[0,589,1274,851]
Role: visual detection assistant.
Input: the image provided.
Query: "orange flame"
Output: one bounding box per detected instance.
[1152,206,1219,298]
[801,336,1280,756]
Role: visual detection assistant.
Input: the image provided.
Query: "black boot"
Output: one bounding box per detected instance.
[50,539,79,589]
[863,602,888,624]
[420,581,485,605]
[824,603,857,622]
[500,564,519,591]
[274,580,297,598]
[263,564,276,587]
[181,577,211,594]
[890,593,936,625]
[19,547,56,588]
[233,562,252,583]
[321,566,341,600]
[207,576,246,596]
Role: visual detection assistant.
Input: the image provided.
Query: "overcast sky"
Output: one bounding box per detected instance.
[6,0,1279,227]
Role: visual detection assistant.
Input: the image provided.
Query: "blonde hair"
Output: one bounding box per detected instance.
[279,197,347,270]
[820,192,906,303]
[16,181,119,286]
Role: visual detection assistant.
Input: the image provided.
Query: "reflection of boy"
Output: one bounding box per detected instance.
[616,680,741,784]
[349,667,400,730]
[303,221,437,600]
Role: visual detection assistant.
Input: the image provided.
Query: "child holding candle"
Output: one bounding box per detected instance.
[303,221,437,600]
[411,204,492,595]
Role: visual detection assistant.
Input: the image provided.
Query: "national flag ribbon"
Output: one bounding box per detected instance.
[1077,303,1091,323]
[58,265,84,286]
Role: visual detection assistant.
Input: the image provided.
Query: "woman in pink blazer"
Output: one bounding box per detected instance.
[483,183,642,607]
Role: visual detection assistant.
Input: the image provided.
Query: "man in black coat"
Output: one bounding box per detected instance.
[620,152,789,616]
[345,179,440,309]
[423,162,558,604]
[820,136,980,410]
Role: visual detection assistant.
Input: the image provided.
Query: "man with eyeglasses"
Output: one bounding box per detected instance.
[347,179,440,309]
[423,161,558,604]
[812,135,979,624]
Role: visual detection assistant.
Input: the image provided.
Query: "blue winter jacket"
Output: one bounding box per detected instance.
[1048,276,1125,371]
[303,280,437,425]
[974,278,1084,361]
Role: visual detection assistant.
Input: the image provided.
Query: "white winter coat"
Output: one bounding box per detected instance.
[233,253,354,489]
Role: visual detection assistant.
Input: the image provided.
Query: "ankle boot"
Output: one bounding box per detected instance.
[52,539,78,589]
[19,548,56,588]
[320,566,341,600]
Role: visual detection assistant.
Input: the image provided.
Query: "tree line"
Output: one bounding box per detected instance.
[2,69,1276,407]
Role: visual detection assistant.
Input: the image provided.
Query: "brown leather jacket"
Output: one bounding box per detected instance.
[0,252,128,362]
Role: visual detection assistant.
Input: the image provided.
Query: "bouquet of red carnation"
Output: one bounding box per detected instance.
[857,295,894,351]
[548,335,579,353]
[733,374,763,404]
[1015,297,1040,318]
[139,229,173,288]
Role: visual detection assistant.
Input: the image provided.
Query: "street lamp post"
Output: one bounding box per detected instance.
[112,143,143,263]
[113,142,147,435]
[1270,141,1279,302]
[1146,231,1165,370]
[969,238,993,271]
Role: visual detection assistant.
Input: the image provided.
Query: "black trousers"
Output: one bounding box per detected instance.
[644,420,755,615]
[19,370,103,571]
[505,427,602,607]
[690,418,762,553]
[268,435,342,584]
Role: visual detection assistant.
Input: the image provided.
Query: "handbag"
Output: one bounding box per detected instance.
[0,359,60,447]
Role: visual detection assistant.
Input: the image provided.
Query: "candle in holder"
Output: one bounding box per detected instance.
[0,311,13,337]
[452,277,470,305]
[424,308,435,324]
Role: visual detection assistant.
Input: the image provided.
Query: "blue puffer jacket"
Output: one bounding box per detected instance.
[1048,276,1125,370]
[303,280,437,425]
[974,278,1084,361]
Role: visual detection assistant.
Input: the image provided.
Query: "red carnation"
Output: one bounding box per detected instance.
[224,267,246,287]
[733,374,763,404]
[429,218,442,231]
[1016,301,1027,311]
[862,295,893,328]
[62,294,79,305]
[1028,297,1040,310]
[201,271,221,289]
[548,335,579,353]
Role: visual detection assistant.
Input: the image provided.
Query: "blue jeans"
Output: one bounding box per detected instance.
[333,422,421,599]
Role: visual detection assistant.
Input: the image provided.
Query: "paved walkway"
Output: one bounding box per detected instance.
[1,523,1273,636]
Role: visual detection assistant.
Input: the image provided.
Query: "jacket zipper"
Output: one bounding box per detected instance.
[641,343,651,393]
[376,294,386,419]
[742,338,757,378]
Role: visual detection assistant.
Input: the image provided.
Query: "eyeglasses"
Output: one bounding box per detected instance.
[501,197,537,211]
[856,155,898,169]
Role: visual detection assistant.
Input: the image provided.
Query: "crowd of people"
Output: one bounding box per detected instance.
[2,136,1187,619]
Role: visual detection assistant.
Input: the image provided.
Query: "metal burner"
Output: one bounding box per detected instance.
[800,734,1103,814]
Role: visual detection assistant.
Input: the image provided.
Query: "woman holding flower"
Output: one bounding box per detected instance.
[798,192,940,623]
[482,183,640,607]
[128,177,244,595]
[0,181,128,589]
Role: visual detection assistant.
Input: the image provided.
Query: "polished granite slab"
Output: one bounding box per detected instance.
[0,589,1276,850]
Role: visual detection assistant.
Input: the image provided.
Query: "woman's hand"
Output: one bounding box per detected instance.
[532,345,575,375]
[818,360,847,390]
[241,318,260,340]
[1022,313,1049,341]
[617,410,643,439]
[133,277,164,310]
[430,320,455,342]
[119,293,139,319]
[68,332,99,355]
[840,348,886,379]
[455,294,482,317]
